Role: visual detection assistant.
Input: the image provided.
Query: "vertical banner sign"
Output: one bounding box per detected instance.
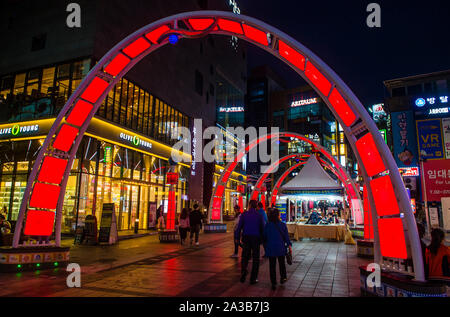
[429,207,440,228]
[391,111,418,167]
[442,118,450,159]
[417,119,444,160]
[148,202,157,228]
[188,119,204,204]
[440,197,450,232]
[423,159,450,201]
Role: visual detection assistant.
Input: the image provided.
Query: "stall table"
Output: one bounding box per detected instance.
[286,223,346,241]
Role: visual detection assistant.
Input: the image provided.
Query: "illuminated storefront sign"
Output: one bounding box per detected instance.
[428,107,449,115]
[218,106,244,113]
[379,129,388,144]
[399,167,419,177]
[119,132,152,149]
[290,98,318,107]
[0,124,39,136]
[415,95,448,108]
[372,103,386,122]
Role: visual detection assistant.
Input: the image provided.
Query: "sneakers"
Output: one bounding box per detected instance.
[230,254,239,258]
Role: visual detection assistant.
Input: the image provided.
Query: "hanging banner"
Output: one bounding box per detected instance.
[423,159,450,201]
[429,207,440,228]
[442,118,450,159]
[416,119,444,160]
[391,111,418,168]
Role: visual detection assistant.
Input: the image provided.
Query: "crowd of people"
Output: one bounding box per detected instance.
[233,200,292,291]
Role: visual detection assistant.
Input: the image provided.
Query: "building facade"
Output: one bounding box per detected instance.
[384,69,450,231]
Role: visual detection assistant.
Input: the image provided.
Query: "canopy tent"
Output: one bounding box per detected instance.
[280,154,343,193]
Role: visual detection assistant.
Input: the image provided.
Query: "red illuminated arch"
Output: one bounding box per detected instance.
[13,11,424,281]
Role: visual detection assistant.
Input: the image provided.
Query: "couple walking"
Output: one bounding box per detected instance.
[178,204,203,246]
[234,200,292,290]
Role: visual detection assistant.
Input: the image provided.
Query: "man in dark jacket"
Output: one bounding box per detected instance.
[189,204,203,246]
[234,200,265,284]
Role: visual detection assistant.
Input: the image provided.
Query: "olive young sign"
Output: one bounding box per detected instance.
[119,132,152,149]
[0,124,39,136]
[0,119,55,140]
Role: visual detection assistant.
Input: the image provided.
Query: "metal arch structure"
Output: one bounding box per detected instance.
[270,161,306,206]
[12,11,424,281]
[247,135,362,210]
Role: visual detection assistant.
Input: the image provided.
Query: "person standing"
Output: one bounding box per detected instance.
[257,202,268,226]
[425,228,450,278]
[178,208,190,245]
[189,204,203,246]
[231,205,242,258]
[264,208,292,290]
[234,200,264,284]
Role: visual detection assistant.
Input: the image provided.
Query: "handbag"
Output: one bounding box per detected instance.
[275,222,293,265]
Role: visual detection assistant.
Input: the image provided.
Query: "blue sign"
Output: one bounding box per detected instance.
[415,98,426,107]
[416,119,444,160]
[415,96,448,108]
[391,111,418,168]
[275,202,287,222]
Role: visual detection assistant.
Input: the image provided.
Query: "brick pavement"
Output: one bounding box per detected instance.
[0,230,369,297]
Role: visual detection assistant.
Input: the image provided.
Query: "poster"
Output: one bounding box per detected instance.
[416,119,444,160]
[422,159,450,201]
[442,118,450,159]
[98,203,118,244]
[391,111,418,168]
[441,197,450,231]
[275,202,287,222]
[429,207,440,228]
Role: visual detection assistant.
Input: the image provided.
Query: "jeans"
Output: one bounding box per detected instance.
[234,242,240,254]
[269,256,287,285]
[241,235,261,281]
[190,224,200,243]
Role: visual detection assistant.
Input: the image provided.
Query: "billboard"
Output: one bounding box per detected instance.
[442,118,450,159]
[416,119,444,160]
[423,159,450,201]
[391,111,418,168]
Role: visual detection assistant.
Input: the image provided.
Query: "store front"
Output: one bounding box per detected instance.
[0,117,191,233]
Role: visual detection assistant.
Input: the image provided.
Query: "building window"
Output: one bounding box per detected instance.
[195,70,203,96]
[197,0,208,9]
[391,87,406,97]
[31,33,46,51]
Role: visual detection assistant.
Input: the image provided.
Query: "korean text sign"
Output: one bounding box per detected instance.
[423,159,450,201]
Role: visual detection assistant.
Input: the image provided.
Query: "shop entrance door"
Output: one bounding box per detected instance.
[129,185,139,231]
[119,184,131,230]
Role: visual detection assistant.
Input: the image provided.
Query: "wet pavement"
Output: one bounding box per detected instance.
[0,230,369,297]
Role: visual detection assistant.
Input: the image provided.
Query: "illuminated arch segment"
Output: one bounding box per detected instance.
[13,11,423,281]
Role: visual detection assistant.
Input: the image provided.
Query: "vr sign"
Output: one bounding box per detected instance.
[417,119,444,160]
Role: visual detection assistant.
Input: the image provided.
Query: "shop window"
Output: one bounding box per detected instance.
[55,63,71,101]
[113,84,121,123]
[40,67,55,95]
[391,86,406,97]
[120,79,129,126]
[13,73,26,95]
[137,89,145,133]
[71,59,91,93]
[0,76,13,100]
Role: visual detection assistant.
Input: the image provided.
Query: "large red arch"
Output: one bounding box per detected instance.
[12,11,424,281]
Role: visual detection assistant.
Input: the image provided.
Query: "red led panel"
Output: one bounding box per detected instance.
[52,124,79,152]
[38,156,68,184]
[238,195,243,212]
[370,175,400,216]
[188,18,215,30]
[217,18,243,34]
[305,61,332,96]
[242,24,268,46]
[65,100,93,127]
[260,194,266,209]
[104,53,130,77]
[215,185,225,197]
[211,208,221,221]
[145,25,171,44]
[328,88,357,127]
[211,197,222,221]
[29,183,61,210]
[250,191,259,201]
[166,172,179,185]
[23,210,55,236]
[278,40,305,71]
[355,133,386,177]
[80,77,109,104]
[122,37,151,58]
[212,197,222,210]
[377,218,408,259]
[222,169,232,183]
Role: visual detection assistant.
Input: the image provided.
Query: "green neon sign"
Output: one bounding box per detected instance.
[11,125,20,136]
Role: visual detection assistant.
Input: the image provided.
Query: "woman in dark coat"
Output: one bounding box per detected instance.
[263,208,292,290]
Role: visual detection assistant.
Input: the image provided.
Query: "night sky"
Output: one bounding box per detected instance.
[238,0,450,106]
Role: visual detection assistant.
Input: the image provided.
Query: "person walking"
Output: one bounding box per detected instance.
[234,200,265,284]
[263,208,292,290]
[425,228,450,278]
[231,205,242,258]
[178,208,190,245]
[189,204,203,246]
[257,202,268,226]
